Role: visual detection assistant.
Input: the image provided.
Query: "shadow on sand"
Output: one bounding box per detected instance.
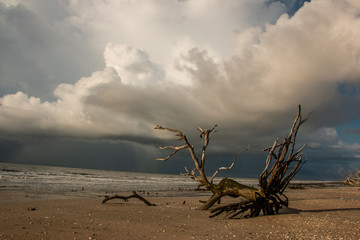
[300,207,360,213]
[280,207,360,215]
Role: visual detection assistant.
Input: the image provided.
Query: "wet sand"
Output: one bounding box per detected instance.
[0,186,359,239]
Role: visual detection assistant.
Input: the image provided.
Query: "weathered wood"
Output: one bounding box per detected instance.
[155,105,309,218]
[209,147,249,183]
[210,105,309,218]
[344,168,360,186]
[199,178,257,210]
[155,125,258,211]
[102,191,156,206]
[155,125,216,190]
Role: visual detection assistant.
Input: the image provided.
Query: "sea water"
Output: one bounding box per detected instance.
[0,163,260,198]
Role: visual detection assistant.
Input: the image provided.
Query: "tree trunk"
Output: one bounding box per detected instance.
[200,178,257,210]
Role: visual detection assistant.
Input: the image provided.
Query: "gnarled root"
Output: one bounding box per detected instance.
[209,192,288,218]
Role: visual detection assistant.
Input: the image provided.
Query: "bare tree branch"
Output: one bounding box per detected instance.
[155,125,215,188]
[180,167,203,184]
[210,146,250,183]
[156,145,187,161]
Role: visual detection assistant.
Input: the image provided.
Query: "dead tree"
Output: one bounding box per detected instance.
[156,105,309,218]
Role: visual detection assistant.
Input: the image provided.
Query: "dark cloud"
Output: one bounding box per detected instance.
[0,139,23,162]
[0,0,359,180]
[0,2,103,100]
[0,138,163,172]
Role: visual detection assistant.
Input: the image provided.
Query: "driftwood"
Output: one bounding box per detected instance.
[102,191,156,206]
[344,168,360,186]
[156,105,309,218]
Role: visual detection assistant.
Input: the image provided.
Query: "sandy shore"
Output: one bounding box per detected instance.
[0,186,359,240]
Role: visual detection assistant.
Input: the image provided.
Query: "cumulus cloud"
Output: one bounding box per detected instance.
[104,43,165,86]
[0,68,119,138]
[64,0,287,61]
[0,0,360,158]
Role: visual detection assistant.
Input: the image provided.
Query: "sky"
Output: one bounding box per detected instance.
[0,0,360,180]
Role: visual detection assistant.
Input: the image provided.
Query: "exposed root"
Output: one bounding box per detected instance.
[210,193,289,218]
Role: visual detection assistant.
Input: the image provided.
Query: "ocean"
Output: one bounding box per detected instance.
[0,163,260,198]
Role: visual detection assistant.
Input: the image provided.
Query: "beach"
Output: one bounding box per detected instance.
[1,186,359,240]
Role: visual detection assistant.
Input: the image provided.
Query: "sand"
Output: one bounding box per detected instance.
[0,186,360,240]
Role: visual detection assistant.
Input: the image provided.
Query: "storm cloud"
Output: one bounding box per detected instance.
[0,0,360,179]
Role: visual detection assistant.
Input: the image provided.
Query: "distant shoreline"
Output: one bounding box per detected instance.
[0,161,346,182]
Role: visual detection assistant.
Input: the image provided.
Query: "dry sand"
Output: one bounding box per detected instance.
[0,186,360,240]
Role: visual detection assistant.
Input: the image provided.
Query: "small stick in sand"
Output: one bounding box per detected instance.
[102,191,156,206]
